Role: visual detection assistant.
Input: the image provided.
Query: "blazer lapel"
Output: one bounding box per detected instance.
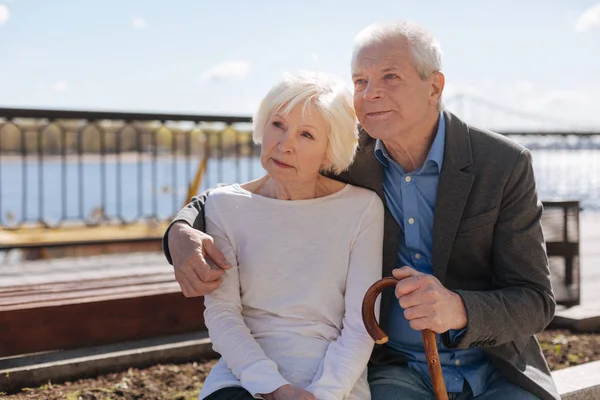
[432,112,475,283]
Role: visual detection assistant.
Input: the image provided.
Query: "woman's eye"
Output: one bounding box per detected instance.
[273,121,283,128]
[384,73,397,79]
[301,132,314,139]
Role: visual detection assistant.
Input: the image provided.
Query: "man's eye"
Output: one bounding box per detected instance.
[354,79,367,86]
[384,74,397,79]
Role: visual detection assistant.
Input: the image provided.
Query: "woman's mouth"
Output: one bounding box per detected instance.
[271,158,293,168]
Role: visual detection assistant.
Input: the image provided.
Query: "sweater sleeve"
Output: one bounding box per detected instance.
[203,199,290,397]
[305,194,384,400]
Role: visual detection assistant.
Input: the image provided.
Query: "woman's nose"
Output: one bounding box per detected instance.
[277,131,294,152]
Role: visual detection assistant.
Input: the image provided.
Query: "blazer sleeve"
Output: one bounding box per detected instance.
[162,190,210,265]
[443,149,556,349]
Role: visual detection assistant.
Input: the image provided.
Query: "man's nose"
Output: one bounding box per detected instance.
[363,81,383,101]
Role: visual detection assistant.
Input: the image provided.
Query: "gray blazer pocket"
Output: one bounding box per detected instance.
[457,207,498,233]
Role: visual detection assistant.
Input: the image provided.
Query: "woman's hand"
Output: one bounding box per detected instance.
[262,385,317,400]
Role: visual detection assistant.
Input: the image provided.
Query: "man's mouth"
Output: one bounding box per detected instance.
[366,111,392,118]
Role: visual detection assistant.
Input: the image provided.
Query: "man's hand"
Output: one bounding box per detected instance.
[262,385,316,400]
[168,221,231,297]
[393,266,467,333]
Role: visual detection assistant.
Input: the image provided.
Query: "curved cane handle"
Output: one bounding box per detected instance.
[362,277,449,400]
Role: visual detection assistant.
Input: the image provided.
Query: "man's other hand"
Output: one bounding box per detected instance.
[168,221,231,297]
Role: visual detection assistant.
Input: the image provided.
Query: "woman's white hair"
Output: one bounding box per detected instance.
[252,71,359,175]
[352,20,443,80]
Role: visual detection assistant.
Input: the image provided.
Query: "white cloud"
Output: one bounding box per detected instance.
[132,15,147,29]
[575,3,600,32]
[200,61,252,82]
[53,81,68,92]
[0,5,9,25]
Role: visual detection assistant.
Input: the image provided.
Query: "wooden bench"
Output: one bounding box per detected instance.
[540,201,581,308]
[0,272,206,358]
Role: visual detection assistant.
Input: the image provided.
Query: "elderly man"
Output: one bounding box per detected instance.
[163,21,558,400]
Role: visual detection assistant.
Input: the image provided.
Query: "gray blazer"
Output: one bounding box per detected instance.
[163,111,558,400]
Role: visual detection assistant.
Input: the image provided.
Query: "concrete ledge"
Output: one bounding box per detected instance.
[551,304,600,333]
[553,360,600,400]
[0,330,218,393]
[2,333,600,399]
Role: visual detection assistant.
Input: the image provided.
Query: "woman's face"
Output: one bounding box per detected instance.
[260,102,330,185]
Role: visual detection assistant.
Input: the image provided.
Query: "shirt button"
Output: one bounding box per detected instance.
[455,359,461,366]
[408,218,415,225]
[415,253,421,259]
[404,176,412,183]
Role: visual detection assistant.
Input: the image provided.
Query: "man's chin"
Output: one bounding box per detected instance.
[361,127,388,140]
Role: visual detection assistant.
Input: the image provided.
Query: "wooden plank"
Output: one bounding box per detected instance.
[0,221,170,249]
[0,273,173,297]
[0,291,207,357]
[0,282,182,310]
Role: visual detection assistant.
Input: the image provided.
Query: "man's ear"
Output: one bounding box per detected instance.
[430,71,445,108]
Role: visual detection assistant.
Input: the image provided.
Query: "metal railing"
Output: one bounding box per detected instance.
[1,107,599,232]
[0,108,257,229]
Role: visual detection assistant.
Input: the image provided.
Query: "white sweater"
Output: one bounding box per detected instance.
[199,183,384,400]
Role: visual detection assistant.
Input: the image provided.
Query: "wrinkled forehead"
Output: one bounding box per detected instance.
[351,39,412,73]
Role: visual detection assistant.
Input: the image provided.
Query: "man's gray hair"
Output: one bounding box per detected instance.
[352,20,443,80]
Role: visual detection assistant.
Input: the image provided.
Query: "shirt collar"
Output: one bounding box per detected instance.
[374,111,446,172]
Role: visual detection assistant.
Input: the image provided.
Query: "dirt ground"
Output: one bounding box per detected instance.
[2,329,599,400]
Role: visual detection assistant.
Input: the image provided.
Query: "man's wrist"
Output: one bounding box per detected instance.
[451,291,468,330]
[167,220,192,249]
[172,220,192,231]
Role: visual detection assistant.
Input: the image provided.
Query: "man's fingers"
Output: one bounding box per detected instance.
[204,240,232,270]
[392,266,422,297]
[395,276,422,298]
[194,255,225,282]
[392,266,420,281]
[398,291,422,310]
[408,317,430,332]
[409,317,445,334]
[403,304,430,321]
[193,277,222,295]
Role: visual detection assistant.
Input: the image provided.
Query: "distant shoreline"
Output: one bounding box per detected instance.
[0,152,258,163]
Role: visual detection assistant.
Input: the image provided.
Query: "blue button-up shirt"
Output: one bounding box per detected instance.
[374,113,497,395]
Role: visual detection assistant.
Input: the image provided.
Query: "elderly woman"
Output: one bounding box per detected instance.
[199,72,384,400]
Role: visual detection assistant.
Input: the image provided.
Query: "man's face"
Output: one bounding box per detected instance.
[351,39,442,141]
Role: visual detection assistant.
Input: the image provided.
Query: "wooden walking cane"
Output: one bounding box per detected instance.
[362,277,448,400]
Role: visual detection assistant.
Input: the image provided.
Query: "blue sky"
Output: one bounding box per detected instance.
[0,0,599,130]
